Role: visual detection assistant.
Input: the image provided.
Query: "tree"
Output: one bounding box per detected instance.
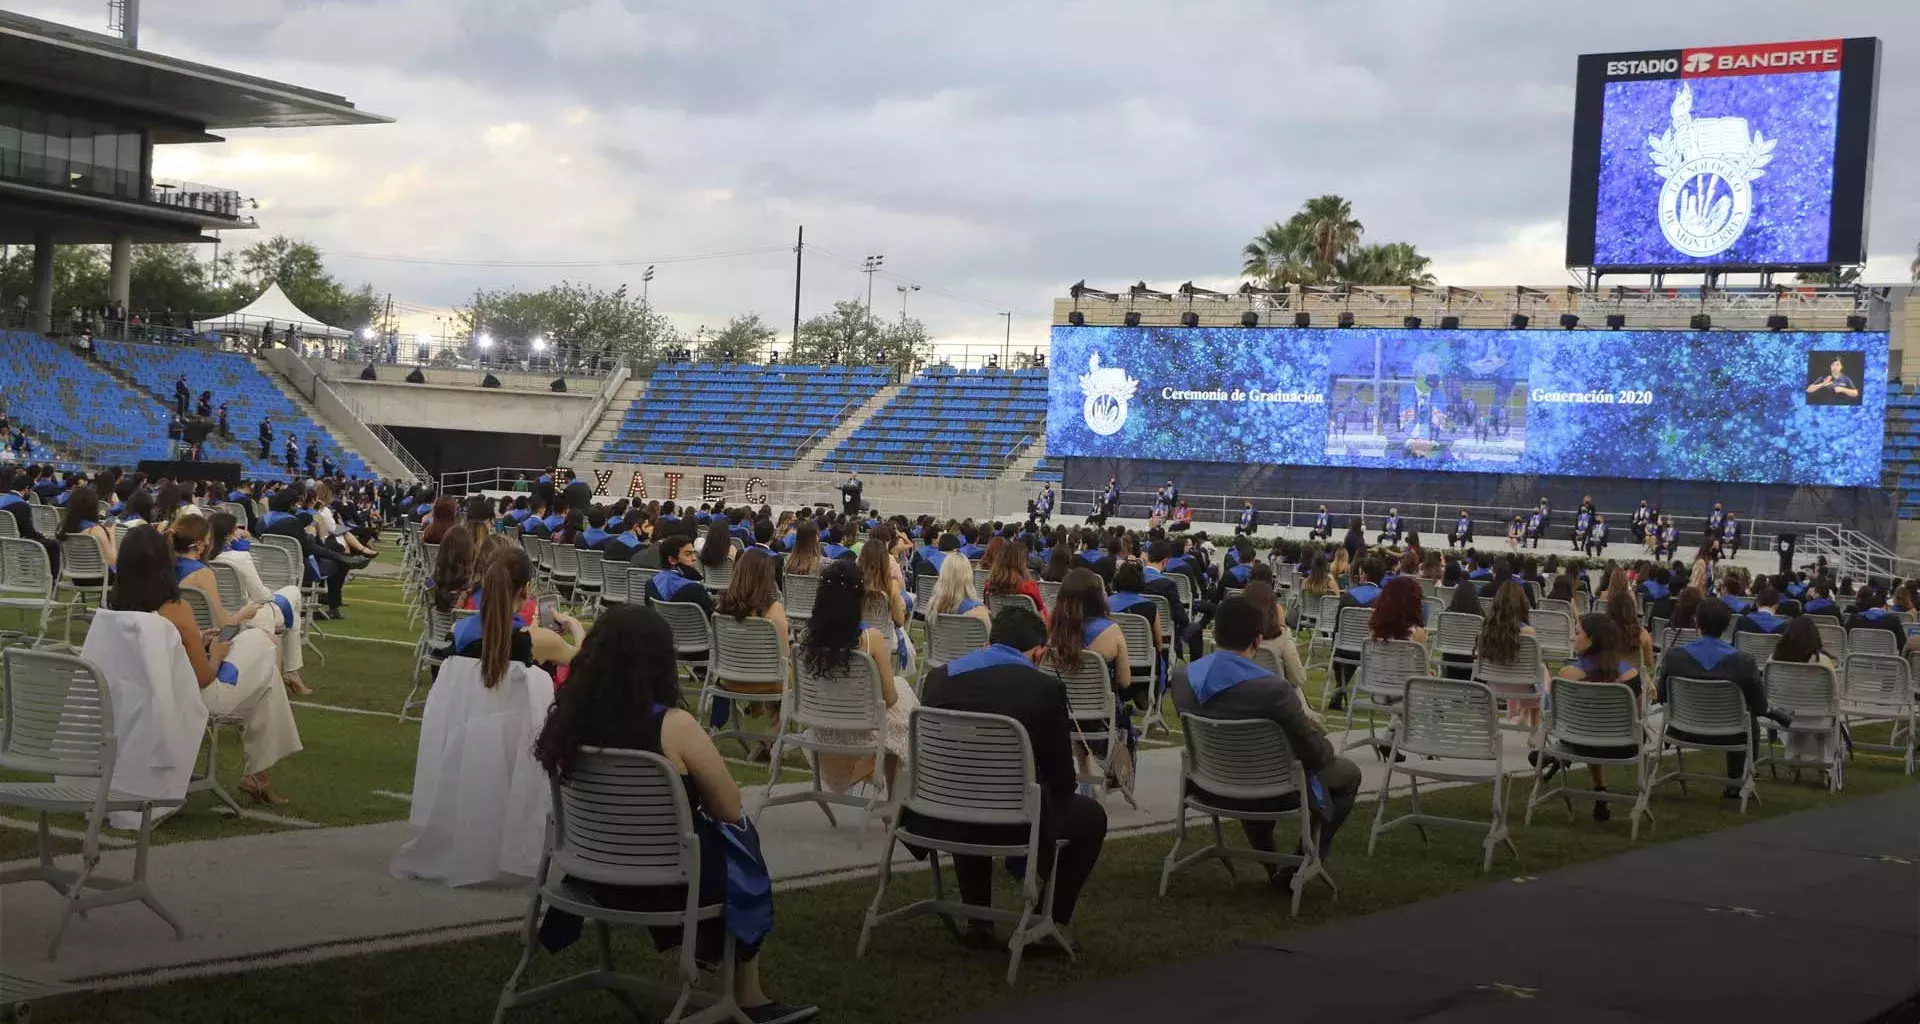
[455,281,681,367]
[1793,265,1862,287]
[1242,194,1431,289]
[231,235,379,329]
[1910,242,1919,283]
[792,299,930,369]
[694,313,779,363]
[0,244,108,315]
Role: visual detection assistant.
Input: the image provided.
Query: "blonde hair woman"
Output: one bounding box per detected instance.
[928,551,990,626]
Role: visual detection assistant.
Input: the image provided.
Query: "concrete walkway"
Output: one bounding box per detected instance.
[1,725,1537,988]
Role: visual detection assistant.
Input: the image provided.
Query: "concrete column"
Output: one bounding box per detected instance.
[109,231,132,308]
[30,232,54,335]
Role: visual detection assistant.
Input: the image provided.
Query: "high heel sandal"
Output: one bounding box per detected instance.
[239,779,290,806]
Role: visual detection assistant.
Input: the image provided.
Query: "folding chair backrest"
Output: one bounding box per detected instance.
[1474,633,1544,691]
[654,601,712,656]
[902,707,1037,828]
[29,503,57,536]
[552,544,579,577]
[1251,643,1283,679]
[1145,593,1175,642]
[1052,650,1114,723]
[1317,594,1343,633]
[1182,714,1303,803]
[600,562,631,605]
[985,591,1037,619]
[0,514,16,538]
[1397,677,1500,760]
[1734,631,1781,662]
[210,561,247,612]
[791,647,885,732]
[912,575,937,616]
[1762,660,1837,716]
[181,586,217,630]
[1333,605,1371,651]
[1110,611,1154,673]
[1435,611,1481,656]
[782,573,818,619]
[421,543,441,575]
[1665,676,1752,738]
[1359,638,1427,698]
[1417,578,1437,598]
[575,548,605,586]
[1422,597,1444,630]
[1815,623,1848,659]
[1169,572,1194,609]
[549,746,695,888]
[59,532,107,581]
[1546,678,1639,749]
[971,568,990,593]
[1037,580,1062,608]
[1846,628,1898,658]
[1532,609,1573,652]
[710,615,786,687]
[257,534,303,571]
[253,543,297,591]
[631,567,661,603]
[703,559,733,592]
[0,537,53,597]
[423,604,459,651]
[220,502,250,524]
[1841,652,1910,704]
[0,648,113,778]
[927,612,989,667]
[1538,598,1575,621]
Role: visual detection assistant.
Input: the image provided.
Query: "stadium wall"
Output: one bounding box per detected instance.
[260,347,416,479]
[327,378,595,436]
[566,461,1034,522]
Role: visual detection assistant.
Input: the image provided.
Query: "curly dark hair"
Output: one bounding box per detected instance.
[534,604,681,782]
[798,560,866,679]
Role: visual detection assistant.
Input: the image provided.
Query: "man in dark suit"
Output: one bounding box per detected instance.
[644,534,713,614]
[260,486,356,618]
[1142,540,1193,656]
[173,375,190,417]
[0,470,59,577]
[1656,598,1793,796]
[913,607,1106,946]
[1844,585,1910,654]
[1172,595,1362,890]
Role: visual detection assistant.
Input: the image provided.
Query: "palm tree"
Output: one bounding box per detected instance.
[1241,220,1318,288]
[1297,194,1363,270]
[1794,266,1862,287]
[1337,242,1436,287]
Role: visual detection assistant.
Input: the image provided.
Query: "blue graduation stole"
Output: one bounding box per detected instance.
[924,549,947,571]
[1743,610,1785,634]
[542,513,565,531]
[262,510,296,530]
[1804,598,1836,615]
[960,543,986,559]
[1187,651,1271,702]
[822,543,851,559]
[1165,556,1191,573]
[1227,563,1252,585]
[612,533,642,552]
[581,527,609,548]
[508,508,532,523]
[0,494,22,509]
[1077,549,1103,564]
[1109,592,1151,615]
[1681,636,1737,670]
[1240,507,1254,527]
[651,570,701,602]
[1347,582,1381,606]
[948,644,1034,676]
[730,525,753,545]
[174,557,207,583]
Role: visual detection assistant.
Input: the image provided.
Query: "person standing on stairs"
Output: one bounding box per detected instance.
[259,416,273,460]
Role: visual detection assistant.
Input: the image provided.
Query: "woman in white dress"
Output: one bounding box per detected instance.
[799,560,916,797]
[114,524,302,804]
[206,510,311,695]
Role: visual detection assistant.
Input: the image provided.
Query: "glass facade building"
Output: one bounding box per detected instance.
[0,97,145,201]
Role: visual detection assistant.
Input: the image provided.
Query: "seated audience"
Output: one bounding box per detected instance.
[1552,613,1642,819]
[927,552,991,627]
[800,560,917,796]
[1171,595,1362,890]
[646,535,715,614]
[1845,585,1909,653]
[456,545,583,673]
[208,511,311,696]
[711,549,790,746]
[1655,597,1795,795]
[531,605,815,1023]
[984,538,1047,617]
[57,483,116,574]
[1242,580,1308,689]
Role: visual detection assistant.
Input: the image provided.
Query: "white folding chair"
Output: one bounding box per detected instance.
[781,573,817,625]
[402,604,461,723]
[1472,634,1546,726]
[494,746,751,1024]
[1757,660,1844,791]
[1430,611,1481,675]
[1650,676,1760,812]
[758,648,889,832]
[1532,609,1575,664]
[180,586,217,631]
[984,591,1037,619]
[1815,622,1849,661]
[1160,714,1334,915]
[1302,593,1342,672]
[1110,610,1163,737]
[1538,598,1576,622]
[1340,638,1427,757]
[1846,628,1899,659]
[1526,679,1654,840]
[0,649,186,959]
[1734,630,1782,663]
[911,575,937,624]
[572,549,606,613]
[1322,606,1372,712]
[599,560,632,608]
[922,611,988,685]
[856,707,1072,985]
[209,561,248,615]
[1367,677,1517,872]
[1168,572,1194,612]
[55,533,111,645]
[549,544,580,600]
[701,558,734,594]
[1037,580,1062,609]
[1838,652,1915,775]
[1050,649,1135,809]
[703,616,789,755]
[652,601,713,695]
[0,537,59,649]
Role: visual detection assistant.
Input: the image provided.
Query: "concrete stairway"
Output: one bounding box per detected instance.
[576,379,648,461]
[254,358,391,475]
[1001,435,1050,482]
[808,383,901,468]
[88,357,256,465]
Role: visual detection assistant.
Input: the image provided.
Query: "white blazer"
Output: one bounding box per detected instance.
[77,610,208,829]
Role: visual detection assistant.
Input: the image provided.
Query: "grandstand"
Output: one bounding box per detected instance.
[96,340,374,478]
[1889,383,1920,521]
[593,363,893,469]
[819,366,1047,479]
[0,330,184,468]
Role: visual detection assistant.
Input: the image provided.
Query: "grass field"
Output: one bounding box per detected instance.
[6,551,1916,1024]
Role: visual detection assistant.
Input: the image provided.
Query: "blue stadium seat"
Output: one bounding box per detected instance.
[606,364,893,470]
[818,367,1047,479]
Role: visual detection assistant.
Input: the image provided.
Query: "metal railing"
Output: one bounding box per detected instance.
[438,466,556,496]
[561,366,632,464]
[280,347,430,483]
[149,178,253,221]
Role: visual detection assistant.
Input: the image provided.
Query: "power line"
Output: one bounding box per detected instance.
[315,245,790,269]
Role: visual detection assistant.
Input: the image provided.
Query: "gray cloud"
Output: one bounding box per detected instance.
[18,0,1919,346]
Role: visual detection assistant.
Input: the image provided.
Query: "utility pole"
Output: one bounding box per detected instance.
[1000,311,1012,366]
[791,226,804,349]
[862,254,885,310]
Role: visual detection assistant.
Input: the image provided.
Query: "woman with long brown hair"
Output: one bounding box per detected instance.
[1602,568,1653,673]
[857,525,912,674]
[797,561,916,796]
[1242,580,1307,689]
[785,520,823,576]
[1043,565,1134,784]
[984,538,1047,617]
[712,549,789,756]
[1554,612,1642,819]
[431,526,478,615]
[1478,578,1545,729]
[452,545,582,686]
[421,496,460,544]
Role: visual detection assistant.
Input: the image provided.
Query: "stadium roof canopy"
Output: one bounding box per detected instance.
[0,10,391,133]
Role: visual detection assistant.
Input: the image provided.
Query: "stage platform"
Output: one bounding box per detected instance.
[949,785,1920,1024]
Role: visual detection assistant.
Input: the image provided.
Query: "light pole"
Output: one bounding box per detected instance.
[1000,311,1011,367]
[642,264,655,307]
[896,283,919,321]
[862,254,885,310]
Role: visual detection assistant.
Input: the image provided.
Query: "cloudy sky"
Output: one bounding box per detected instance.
[17,1,1920,351]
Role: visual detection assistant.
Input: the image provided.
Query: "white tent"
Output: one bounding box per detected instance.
[193,282,353,339]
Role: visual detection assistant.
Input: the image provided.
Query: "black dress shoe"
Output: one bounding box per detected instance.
[960,922,1000,951]
[1592,788,1610,821]
[1766,707,1795,729]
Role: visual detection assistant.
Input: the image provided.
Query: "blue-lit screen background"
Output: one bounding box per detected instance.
[1048,325,1887,487]
[1593,71,1840,266]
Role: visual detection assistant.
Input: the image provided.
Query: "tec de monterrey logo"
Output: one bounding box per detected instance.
[1078,351,1139,436]
[1645,79,1777,258]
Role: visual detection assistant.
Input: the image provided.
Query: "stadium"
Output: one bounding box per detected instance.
[0,9,1917,1024]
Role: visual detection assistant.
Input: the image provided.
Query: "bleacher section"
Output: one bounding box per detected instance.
[97,340,370,479]
[600,364,890,469]
[821,367,1046,479]
[1028,455,1064,482]
[1888,384,1918,520]
[0,331,181,468]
